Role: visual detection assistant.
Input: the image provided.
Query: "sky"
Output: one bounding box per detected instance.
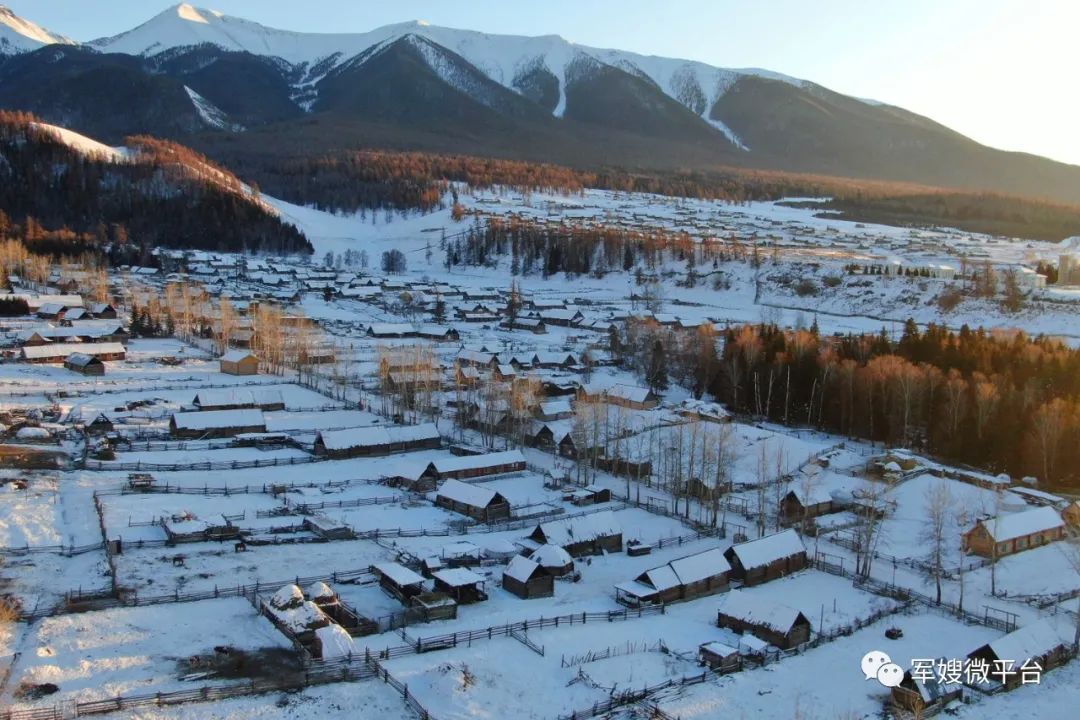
[6,0,1078,166]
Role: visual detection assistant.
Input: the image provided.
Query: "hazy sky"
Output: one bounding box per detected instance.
[7,0,1077,166]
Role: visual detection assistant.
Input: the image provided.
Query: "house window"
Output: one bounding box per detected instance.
[997,543,1007,554]
[1017,537,1028,550]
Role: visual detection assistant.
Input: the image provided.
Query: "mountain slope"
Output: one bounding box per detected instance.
[0,112,311,254]
[0,5,73,54]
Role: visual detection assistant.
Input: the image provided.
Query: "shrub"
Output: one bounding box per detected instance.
[795,279,819,297]
[823,275,842,288]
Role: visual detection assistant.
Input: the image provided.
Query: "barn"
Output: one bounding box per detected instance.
[373,562,427,604]
[578,383,658,410]
[724,529,808,586]
[891,662,963,715]
[435,479,512,522]
[962,506,1066,558]
[22,342,126,364]
[615,547,730,607]
[64,352,105,376]
[220,350,259,376]
[502,555,554,599]
[716,590,812,650]
[426,450,527,481]
[85,413,114,436]
[529,510,622,557]
[966,620,1070,691]
[169,409,267,439]
[313,423,441,459]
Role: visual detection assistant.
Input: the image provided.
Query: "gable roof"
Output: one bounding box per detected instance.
[436,478,507,509]
[978,507,1064,543]
[718,589,809,634]
[22,342,125,361]
[171,409,265,431]
[221,349,257,363]
[636,547,731,591]
[977,619,1066,664]
[727,529,806,571]
[374,562,425,587]
[536,510,621,547]
[316,423,440,451]
[504,555,542,583]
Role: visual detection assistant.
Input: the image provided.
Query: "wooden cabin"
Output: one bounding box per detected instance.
[716,590,812,650]
[85,413,114,436]
[432,568,488,604]
[435,479,512,523]
[427,450,526,481]
[577,383,658,410]
[891,663,963,716]
[65,352,105,376]
[529,510,622,557]
[724,529,807,587]
[313,423,441,459]
[698,641,741,673]
[373,562,427,604]
[962,507,1066,558]
[192,389,285,412]
[615,547,730,607]
[529,544,576,577]
[502,555,554,599]
[966,620,1069,692]
[169,409,267,439]
[22,342,126,364]
[780,486,834,526]
[89,302,118,319]
[219,350,259,376]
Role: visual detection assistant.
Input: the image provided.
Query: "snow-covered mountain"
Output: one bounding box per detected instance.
[0,4,73,54]
[90,3,804,130]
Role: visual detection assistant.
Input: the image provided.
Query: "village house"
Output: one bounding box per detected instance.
[724,529,808,587]
[536,400,573,421]
[965,620,1070,692]
[426,450,527,482]
[716,590,812,650]
[313,423,441,459]
[615,547,730,607]
[89,302,118,319]
[891,661,963,716]
[434,478,512,523]
[501,317,547,334]
[219,349,259,376]
[578,383,659,410]
[529,544,576,577]
[432,568,488,604]
[372,562,427,604]
[22,342,127,364]
[64,353,105,376]
[962,506,1066,558]
[169,409,267,439]
[192,389,285,412]
[455,349,498,369]
[528,510,623,557]
[698,641,741,673]
[536,308,584,327]
[534,351,578,370]
[502,555,554,599]
[35,302,68,320]
[85,413,114,436]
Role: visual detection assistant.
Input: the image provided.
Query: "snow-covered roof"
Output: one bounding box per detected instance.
[432,450,525,475]
[582,383,654,403]
[979,506,1063,543]
[789,484,833,507]
[700,641,739,657]
[65,352,100,367]
[539,400,572,416]
[221,349,257,363]
[980,619,1066,664]
[171,409,265,431]
[530,544,574,569]
[315,623,357,659]
[317,423,440,450]
[269,584,304,610]
[636,547,730,591]
[536,510,621,547]
[504,555,542,583]
[718,590,808,634]
[374,562,425,587]
[368,322,414,335]
[433,567,485,587]
[727,529,806,571]
[307,581,335,601]
[193,388,283,408]
[22,342,125,360]
[436,478,507,509]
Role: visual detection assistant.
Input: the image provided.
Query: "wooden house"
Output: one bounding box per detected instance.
[455,349,498,369]
[303,514,356,540]
[537,309,584,327]
[432,568,488,604]
[529,510,622,557]
[501,317,547,334]
[220,350,259,376]
[313,423,441,459]
[36,302,68,320]
[22,342,126,364]
[89,302,118,319]
[455,365,481,388]
[891,663,963,716]
[716,590,812,650]
[502,555,554,599]
[724,529,807,587]
[428,450,526,481]
[65,352,105,376]
[615,547,730,607]
[780,486,834,526]
[698,641,741,673]
[578,383,658,410]
[966,620,1070,692]
[169,409,267,439]
[192,389,285,412]
[536,400,573,421]
[373,562,427,604]
[435,479,512,523]
[962,507,1066,558]
[85,413,114,436]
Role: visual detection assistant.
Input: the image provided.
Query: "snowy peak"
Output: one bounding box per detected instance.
[0,4,74,54]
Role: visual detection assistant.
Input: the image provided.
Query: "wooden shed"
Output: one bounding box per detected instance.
[85,413,114,436]
[435,478,512,523]
[780,486,834,526]
[169,409,267,439]
[716,590,812,650]
[313,423,441,459]
[502,555,554,599]
[724,529,807,587]
[698,641,741,673]
[373,562,427,604]
[529,544,576,577]
[220,350,259,376]
[65,352,105,376]
[432,568,488,604]
[529,510,622,557]
[427,450,526,481]
[891,663,963,715]
[965,620,1070,692]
